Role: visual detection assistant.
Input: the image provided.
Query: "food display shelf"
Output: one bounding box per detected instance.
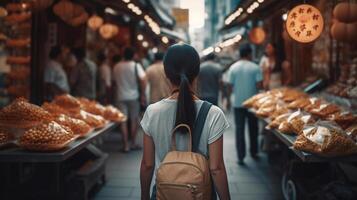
[0,122,117,162]
[252,110,357,163]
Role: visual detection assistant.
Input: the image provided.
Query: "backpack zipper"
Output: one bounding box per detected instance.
[159,182,198,193]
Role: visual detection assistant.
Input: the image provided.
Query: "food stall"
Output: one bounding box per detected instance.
[0,0,181,199]
[218,0,357,199]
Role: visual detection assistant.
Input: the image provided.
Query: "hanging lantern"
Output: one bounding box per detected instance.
[31,0,54,12]
[331,21,357,42]
[286,4,324,43]
[53,0,76,21]
[99,24,119,39]
[68,11,88,27]
[87,15,103,30]
[0,7,8,18]
[333,2,357,23]
[249,27,266,45]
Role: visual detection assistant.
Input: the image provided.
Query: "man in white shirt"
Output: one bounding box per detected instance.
[113,47,146,152]
[44,46,70,100]
[228,44,263,165]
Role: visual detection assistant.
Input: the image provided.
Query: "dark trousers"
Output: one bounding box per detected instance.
[234,107,258,161]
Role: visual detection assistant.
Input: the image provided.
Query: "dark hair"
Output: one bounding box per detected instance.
[163,43,200,131]
[123,47,135,60]
[239,44,252,58]
[154,52,164,61]
[49,46,61,59]
[97,52,106,64]
[72,48,86,61]
[205,53,216,61]
[112,54,122,64]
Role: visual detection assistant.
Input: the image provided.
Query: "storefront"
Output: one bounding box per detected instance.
[217,0,357,199]
[0,0,181,199]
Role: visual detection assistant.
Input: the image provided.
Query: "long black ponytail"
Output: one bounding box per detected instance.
[163,44,200,131]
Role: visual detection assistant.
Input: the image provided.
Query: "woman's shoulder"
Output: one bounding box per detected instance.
[146,99,173,113]
[206,104,226,120]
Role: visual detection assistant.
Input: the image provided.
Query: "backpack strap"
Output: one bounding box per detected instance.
[192,101,212,153]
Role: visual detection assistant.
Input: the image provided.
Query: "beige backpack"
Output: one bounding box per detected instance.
[156,124,212,200]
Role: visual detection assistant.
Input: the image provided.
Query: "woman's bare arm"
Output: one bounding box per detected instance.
[140,134,155,200]
[209,136,230,200]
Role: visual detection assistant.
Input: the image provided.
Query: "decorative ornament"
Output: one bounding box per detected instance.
[330,21,357,42]
[31,0,54,12]
[249,27,266,45]
[99,24,119,39]
[333,2,357,23]
[87,15,103,30]
[0,6,8,18]
[286,4,324,43]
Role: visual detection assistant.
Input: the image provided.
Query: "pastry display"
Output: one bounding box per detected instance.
[53,94,81,113]
[54,114,91,137]
[19,121,75,151]
[0,98,52,128]
[6,55,31,65]
[246,87,357,157]
[267,113,291,129]
[78,97,106,116]
[281,90,307,102]
[242,93,267,108]
[327,111,356,129]
[346,125,357,143]
[103,105,126,122]
[304,97,323,112]
[309,103,341,118]
[71,110,106,129]
[287,98,311,110]
[277,111,303,134]
[294,125,357,157]
[0,129,13,145]
[42,102,70,116]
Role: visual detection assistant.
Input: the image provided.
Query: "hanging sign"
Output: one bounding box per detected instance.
[286,4,324,43]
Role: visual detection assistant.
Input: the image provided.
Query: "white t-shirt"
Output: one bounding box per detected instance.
[44,60,70,92]
[100,63,111,87]
[140,99,229,172]
[113,61,145,101]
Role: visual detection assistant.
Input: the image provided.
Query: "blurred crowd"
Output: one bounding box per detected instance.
[44,42,292,153]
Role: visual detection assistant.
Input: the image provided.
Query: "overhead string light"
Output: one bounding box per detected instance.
[144,15,161,35]
[225,7,243,25]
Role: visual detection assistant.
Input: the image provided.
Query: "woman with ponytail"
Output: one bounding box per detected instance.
[140,44,230,200]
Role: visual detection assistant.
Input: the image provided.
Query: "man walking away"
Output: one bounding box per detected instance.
[228,44,263,165]
[70,48,97,100]
[197,53,222,106]
[113,47,146,152]
[146,52,171,104]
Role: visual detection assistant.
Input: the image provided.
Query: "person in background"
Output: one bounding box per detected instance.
[282,60,293,86]
[113,47,146,152]
[146,52,171,104]
[259,43,281,90]
[44,46,70,100]
[70,48,97,100]
[97,52,112,104]
[228,44,263,165]
[140,44,230,200]
[197,53,222,106]
[59,45,76,77]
